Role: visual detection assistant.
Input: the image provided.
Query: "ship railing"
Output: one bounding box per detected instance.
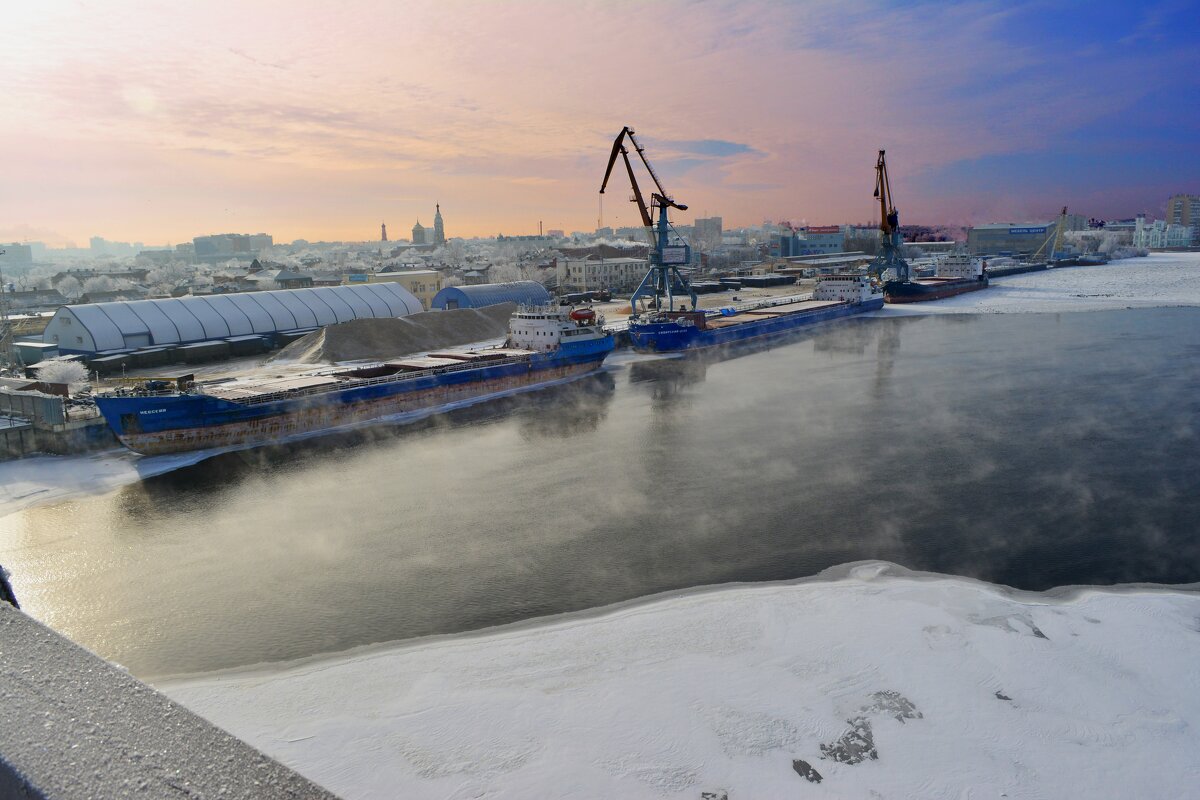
[223,352,536,406]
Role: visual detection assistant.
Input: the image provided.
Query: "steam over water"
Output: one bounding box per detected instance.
[3,308,1198,677]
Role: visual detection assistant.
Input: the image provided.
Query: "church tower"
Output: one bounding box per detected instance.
[433,203,445,245]
[412,219,426,245]
[381,222,388,242]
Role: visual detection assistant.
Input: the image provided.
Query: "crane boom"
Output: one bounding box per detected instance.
[867,149,910,283]
[598,126,696,316]
[1031,206,1068,262]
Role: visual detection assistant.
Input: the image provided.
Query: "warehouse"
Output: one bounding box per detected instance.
[431,281,551,310]
[42,284,423,355]
[967,222,1057,256]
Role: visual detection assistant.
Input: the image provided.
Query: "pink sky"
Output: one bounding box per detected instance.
[1,0,1190,246]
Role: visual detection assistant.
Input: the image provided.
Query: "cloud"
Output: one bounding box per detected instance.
[658,140,758,158]
[0,0,1195,240]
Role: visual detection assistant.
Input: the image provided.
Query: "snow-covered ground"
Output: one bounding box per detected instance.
[162,562,1200,799]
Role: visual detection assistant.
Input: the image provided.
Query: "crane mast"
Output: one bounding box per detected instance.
[599,126,697,316]
[1031,206,1068,263]
[867,150,910,284]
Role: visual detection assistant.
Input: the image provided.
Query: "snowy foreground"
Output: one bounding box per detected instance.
[162,563,1200,799]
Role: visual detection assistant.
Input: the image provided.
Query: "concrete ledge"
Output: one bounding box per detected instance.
[0,604,338,799]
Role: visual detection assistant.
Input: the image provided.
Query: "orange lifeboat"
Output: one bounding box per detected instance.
[569,308,596,322]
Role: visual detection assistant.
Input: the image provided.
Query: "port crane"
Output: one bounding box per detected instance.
[599,126,697,316]
[1031,206,1068,263]
[867,150,910,284]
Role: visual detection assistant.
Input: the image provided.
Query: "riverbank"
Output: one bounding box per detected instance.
[162,562,1200,799]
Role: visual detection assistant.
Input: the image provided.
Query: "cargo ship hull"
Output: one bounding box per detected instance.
[96,338,612,455]
[628,297,884,353]
[884,276,988,304]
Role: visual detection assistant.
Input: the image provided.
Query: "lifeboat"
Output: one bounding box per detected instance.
[569,308,596,323]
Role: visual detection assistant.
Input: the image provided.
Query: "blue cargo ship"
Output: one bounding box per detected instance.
[627,274,883,353]
[95,306,614,455]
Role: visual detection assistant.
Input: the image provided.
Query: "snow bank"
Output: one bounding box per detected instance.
[0,450,217,517]
[161,563,1200,799]
[879,253,1200,315]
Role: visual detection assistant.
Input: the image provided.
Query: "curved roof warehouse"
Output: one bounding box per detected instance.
[43,284,424,355]
[431,281,551,310]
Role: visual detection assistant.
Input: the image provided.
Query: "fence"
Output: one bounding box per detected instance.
[0,389,65,426]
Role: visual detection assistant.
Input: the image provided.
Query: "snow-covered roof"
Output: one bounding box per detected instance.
[43,283,422,352]
[431,281,550,310]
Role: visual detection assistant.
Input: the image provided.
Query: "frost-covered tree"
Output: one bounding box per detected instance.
[56,276,82,300]
[82,275,115,293]
[489,263,524,283]
[445,239,466,265]
[35,359,89,392]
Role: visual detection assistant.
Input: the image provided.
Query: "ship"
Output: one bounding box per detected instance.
[883,252,989,303]
[94,305,614,455]
[1051,252,1110,268]
[627,274,883,352]
[866,150,990,304]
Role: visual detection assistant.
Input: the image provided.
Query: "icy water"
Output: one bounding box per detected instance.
[3,308,1199,677]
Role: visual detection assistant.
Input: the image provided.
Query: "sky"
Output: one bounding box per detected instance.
[1,0,1197,246]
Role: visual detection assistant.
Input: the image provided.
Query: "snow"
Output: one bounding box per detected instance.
[0,449,218,517]
[878,253,1200,315]
[161,563,1200,799]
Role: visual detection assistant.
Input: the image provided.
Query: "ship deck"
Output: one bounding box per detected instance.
[702,299,842,330]
[200,347,537,404]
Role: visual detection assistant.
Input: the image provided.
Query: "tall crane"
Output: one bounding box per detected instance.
[1031,206,1068,263]
[599,126,697,316]
[867,150,910,284]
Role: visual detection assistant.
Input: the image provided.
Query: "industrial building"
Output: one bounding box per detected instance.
[361,269,443,309]
[192,233,274,262]
[967,222,1057,255]
[1134,215,1194,249]
[1166,194,1199,245]
[556,257,649,292]
[42,283,423,355]
[798,225,845,255]
[431,281,551,310]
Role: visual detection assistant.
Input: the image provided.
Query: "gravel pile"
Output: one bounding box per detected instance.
[271,303,517,363]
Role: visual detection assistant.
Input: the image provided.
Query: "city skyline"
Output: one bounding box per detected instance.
[2,0,1196,247]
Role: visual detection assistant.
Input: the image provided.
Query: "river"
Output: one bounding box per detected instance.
[2,305,1198,678]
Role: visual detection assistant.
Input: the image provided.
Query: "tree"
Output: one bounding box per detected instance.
[82,276,117,294]
[35,359,89,393]
[57,276,82,300]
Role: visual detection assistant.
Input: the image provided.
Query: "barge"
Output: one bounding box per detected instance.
[628,274,883,352]
[884,253,989,303]
[95,306,614,455]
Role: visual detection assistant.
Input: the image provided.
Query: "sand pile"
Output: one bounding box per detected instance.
[271,303,517,363]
